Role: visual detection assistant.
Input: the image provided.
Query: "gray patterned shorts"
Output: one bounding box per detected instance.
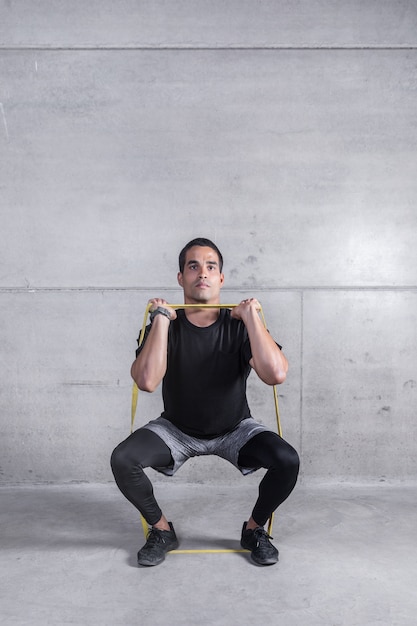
[141,416,268,476]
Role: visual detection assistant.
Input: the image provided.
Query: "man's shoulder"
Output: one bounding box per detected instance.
[221,308,248,339]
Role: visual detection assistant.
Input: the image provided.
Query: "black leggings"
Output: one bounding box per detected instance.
[111,428,299,527]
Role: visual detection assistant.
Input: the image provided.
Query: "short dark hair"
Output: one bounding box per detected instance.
[178,238,224,273]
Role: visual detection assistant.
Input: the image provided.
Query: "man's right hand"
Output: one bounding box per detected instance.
[148,298,177,321]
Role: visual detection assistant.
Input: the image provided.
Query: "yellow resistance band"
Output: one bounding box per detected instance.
[131,303,282,549]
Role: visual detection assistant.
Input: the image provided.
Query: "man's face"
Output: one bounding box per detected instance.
[177,246,224,304]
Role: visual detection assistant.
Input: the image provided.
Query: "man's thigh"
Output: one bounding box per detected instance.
[237,430,292,469]
[121,427,174,469]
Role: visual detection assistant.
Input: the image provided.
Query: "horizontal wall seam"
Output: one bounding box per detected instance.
[1,286,417,293]
[1,45,417,51]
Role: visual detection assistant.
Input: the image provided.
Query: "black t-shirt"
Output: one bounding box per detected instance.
[137,308,254,438]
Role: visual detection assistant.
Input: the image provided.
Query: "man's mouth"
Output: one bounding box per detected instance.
[195,282,209,288]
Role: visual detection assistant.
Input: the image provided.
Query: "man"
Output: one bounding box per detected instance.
[111,237,299,567]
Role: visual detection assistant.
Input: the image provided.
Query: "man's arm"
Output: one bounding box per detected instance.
[231,298,288,386]
[130,299,177,393]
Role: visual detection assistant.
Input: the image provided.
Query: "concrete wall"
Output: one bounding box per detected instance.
[1,1,416,485]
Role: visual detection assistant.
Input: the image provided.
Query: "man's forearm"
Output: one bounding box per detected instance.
[245,309,288,385]
[131,315,171,392]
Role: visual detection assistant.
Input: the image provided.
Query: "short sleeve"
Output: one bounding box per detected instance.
[135,323,152,358]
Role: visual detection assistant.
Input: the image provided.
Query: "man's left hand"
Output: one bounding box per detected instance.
[231,298,261,322]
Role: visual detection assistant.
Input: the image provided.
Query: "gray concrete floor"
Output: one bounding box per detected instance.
[1,482,416,626]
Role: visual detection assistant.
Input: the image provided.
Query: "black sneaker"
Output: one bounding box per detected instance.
[137,522,179,567]
[240,521,279,566]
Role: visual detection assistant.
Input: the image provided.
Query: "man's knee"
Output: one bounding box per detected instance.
[270,439,299,478]
[283,445,300,478]
[110,443,122,475]
[110,441,134,478]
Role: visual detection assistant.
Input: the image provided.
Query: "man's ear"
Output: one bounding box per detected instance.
[220,273,225,287]
[177,272,183,287]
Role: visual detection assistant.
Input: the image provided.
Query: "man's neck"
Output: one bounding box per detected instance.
[183,302,221,328]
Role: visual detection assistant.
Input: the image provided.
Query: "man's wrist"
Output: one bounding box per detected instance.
[150,306,172,323]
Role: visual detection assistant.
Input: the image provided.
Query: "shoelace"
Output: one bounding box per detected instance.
[253,527,273,540]
[253,528,274,551]
[146,528,167,546]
